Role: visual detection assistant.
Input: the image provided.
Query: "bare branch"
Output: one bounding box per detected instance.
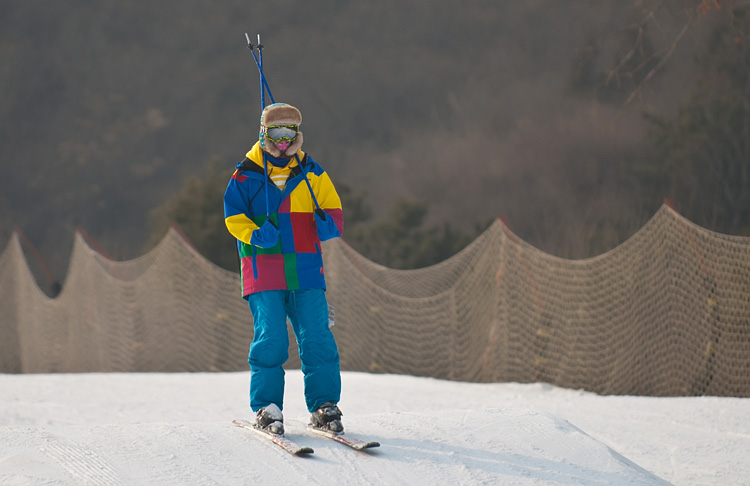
[605,25,645,87]
[613,2,699,110]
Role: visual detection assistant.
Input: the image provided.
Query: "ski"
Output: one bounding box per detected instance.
[232,419,314,456]
[307,426,380,451]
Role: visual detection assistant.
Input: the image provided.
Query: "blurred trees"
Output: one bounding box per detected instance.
[147,159,238,271]
[2,0,749,281]
[148,161,482,270]
[644,4,750,235]
[342,198,486,269]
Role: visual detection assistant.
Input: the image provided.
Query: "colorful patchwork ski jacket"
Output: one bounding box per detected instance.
[224,142,344,298]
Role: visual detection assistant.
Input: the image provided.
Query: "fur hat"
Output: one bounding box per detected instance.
[259,103,304,157]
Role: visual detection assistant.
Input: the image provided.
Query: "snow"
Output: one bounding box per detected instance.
[1,371,747,485]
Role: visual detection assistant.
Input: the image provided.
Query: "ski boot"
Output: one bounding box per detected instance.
[309,402,344,434]
[255,403,284,435]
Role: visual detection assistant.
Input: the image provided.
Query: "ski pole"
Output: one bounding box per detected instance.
[256,36,275,107]
[257,35,270,217]
[245,33,275,109]
[245,32,274,218]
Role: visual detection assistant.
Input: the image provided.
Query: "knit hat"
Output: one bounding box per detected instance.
[259,103,304,157]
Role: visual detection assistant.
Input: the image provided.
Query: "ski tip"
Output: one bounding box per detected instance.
[307,425,381,451]
[355,441,380,450]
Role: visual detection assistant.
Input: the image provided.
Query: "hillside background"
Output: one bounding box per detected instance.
[1,0,748,292]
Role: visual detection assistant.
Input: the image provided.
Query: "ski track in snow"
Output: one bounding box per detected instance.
[41,440,120,485]
[0,371,748,485]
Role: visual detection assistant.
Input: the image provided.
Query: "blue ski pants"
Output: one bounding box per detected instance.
[247,288,341,413]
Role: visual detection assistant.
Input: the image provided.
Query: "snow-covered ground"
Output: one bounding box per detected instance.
[1,371,747,485]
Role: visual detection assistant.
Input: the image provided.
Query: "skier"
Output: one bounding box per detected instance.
[224,102,345,435]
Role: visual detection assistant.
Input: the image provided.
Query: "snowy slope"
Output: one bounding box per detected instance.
[1,372,748,485]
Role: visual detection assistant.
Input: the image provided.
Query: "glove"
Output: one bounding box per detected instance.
[315,209,341,241]
[250,219,280,248]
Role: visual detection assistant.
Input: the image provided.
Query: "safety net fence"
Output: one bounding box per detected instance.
[1,204,749,396]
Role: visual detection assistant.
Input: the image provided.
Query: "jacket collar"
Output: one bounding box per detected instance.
[235,142,308,182]
[246,141,305,170]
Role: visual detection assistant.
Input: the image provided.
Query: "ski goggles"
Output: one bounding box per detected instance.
[265,125,299,143]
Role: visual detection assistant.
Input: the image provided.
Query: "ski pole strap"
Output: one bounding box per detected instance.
[257,34,266,107]
[296,154,326,220]
[258,38,266,108]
